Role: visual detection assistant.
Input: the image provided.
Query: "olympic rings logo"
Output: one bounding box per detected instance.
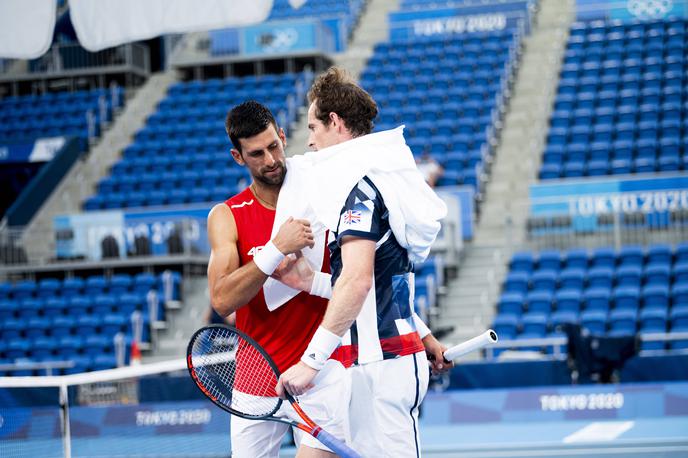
[627,0,674,19]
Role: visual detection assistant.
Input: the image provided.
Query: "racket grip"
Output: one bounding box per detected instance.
[315,429,362,458]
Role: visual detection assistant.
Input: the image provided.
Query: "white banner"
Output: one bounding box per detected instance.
[0,0,56,59]
[70,0,274,52]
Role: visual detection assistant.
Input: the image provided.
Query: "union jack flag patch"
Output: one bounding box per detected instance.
[343,210,362,224]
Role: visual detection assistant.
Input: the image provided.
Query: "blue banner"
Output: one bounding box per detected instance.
[242,20,322,55]
[54,206,210,261]
[389,1,531,41]
[576,0,688,21]
[423,381,688,425]
[530,174,688,217]
[210,17,342,57]
[0,137,66,164]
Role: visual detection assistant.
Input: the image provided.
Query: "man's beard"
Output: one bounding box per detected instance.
[254,161,286,186]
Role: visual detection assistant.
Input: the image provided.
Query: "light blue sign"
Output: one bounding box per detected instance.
[389,1,531,41]
[530,174,688,217]
[576,0,688,21]
[242,20,322,55]
[54,206,210,261]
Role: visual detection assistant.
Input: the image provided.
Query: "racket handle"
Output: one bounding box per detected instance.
[314,429,362,458]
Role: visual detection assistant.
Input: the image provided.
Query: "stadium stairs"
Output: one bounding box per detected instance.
[20,71,177,264]
[440,0,575,349]
[142,275,210,362]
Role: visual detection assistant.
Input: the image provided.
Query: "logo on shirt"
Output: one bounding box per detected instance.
[342,210,362,225]
[247,246,264,257]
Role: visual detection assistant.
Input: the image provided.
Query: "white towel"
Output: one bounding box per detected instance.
[262,126,447,311]
[263,155,327,311]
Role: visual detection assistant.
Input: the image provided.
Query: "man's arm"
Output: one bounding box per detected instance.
[207,204,265,317]
[207,204,315,317]
[275,236,374,397]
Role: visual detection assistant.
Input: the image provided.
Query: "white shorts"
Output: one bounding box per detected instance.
[349,352,430,457]
[230,360,351,458]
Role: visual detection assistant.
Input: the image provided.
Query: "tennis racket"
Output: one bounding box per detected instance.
[187,325,361,458]
[429,329,499,363]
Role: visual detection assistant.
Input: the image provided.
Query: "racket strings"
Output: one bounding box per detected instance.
[190,327,279,417]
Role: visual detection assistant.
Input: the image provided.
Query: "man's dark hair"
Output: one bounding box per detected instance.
[225,100,278,153]
[307,67,378,137]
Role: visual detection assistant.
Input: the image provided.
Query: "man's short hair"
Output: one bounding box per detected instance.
[225,100,278,153]
[307,67,378,137]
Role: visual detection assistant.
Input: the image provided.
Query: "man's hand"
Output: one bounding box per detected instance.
[272,217,314,254]
[275,361,319,398]
[272,251,315,292]
[422,334,454,375]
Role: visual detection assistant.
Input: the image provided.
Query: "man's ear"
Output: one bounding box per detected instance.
[329,112,344,132]
[230,148,244,165]
[279,127,287,148]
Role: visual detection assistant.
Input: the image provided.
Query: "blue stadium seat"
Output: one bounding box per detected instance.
[584,287,612,312]
[608,309,637,336]
[559,268,586,290]
[1,318,25,340]
[640,307,668,332]
[538,250,562,271]
[68,296,91,316]
[510,252,534,274]
[31,337,57,360]
[62,277,85,297]
[531,270,558,293]
[564,248,588,269]
[36,278,61,298]
[58,335,85,359]
[5,340,31,361]
[492,314,519,340]
[76,315,101,336]
[63,355,92,375]
[102,314,127,337]
[84,334,113,357]
[592,247,616,268]
[555,289,582,313]
[616,265,642,287]
[580,310,608,335]
[588,266,614,289]
[521,313,548,336]
[13,280,37,300]
[85,275,108,296]
[503,272,529,295]
[526,291,553,314]
[93,294,117,315]
[671,305,688,328]
[642,284,670,310]
[612,286,641,311]
[26,317,51,339]
[644,264,671,286]
[550,310,578,329]
[134,273,157,294]
[0,299,19,321]
[672,284,688,308]
[673,262,688,285]
[19,298,44,320]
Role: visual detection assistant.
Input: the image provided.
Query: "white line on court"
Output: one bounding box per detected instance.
[563,421,635,443]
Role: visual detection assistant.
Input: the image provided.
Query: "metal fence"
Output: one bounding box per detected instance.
[0,218,209,273]
[0,43,150,81]
[503,201,688,253]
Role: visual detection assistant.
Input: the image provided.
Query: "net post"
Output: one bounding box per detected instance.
[59,383,72,458]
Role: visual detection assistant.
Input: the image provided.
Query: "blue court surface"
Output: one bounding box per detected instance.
[2,382,688,457]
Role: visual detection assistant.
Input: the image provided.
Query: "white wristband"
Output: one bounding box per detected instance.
[413,313,432,339]
[301,326,341,371]
[309,271,333,299]
[253,241,285,275]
